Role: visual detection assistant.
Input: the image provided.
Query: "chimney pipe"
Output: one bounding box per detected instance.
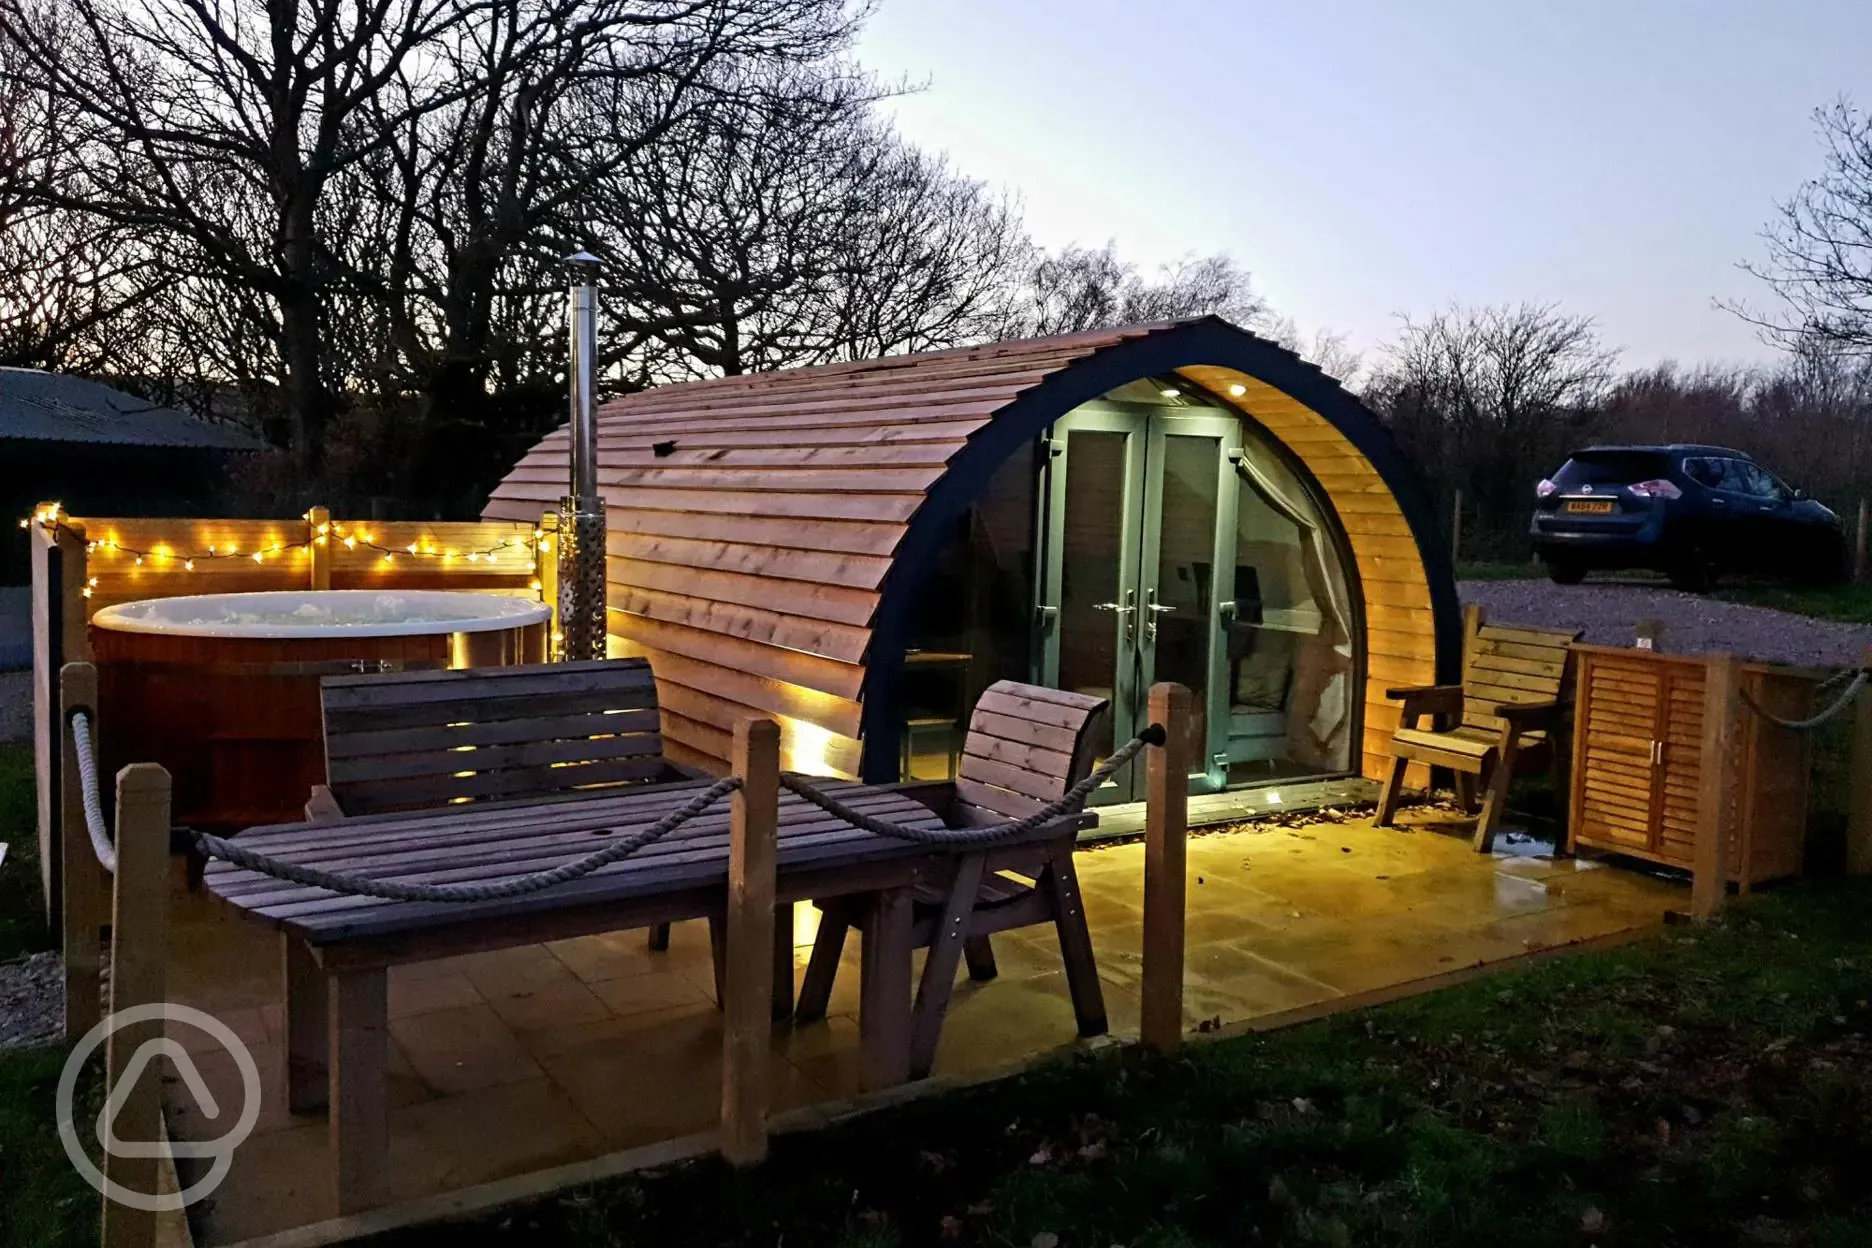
[558,251,607,661]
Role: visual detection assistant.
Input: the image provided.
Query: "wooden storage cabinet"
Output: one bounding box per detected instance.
[1568,646,1815,885]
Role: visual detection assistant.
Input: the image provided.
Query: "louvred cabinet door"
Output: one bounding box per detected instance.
[1653,662,1708,866]
[1571,650,1666,855]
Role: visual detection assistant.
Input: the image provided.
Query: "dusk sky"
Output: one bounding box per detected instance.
[857,0,1872,370]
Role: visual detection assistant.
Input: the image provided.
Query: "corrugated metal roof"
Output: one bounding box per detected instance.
[0,368,263,450]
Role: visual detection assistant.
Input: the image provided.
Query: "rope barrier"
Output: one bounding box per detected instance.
[189,776,741,903]
[132,722,1169,902]
[66,710,116,875]
[778,725,1165,847]
[1738,666,1869,732]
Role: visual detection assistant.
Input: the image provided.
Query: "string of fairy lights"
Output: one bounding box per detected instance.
[21,504,550,597]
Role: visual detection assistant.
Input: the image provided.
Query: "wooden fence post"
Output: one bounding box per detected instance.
[1848,646,1872,876]
[60,662,108,1043]
[537,511,561,661]
[1692,654,1740,922]
[1141,682,1190,1054]
[721,716,779,1165]
[307,506,332,590]
[100,761,172,1248]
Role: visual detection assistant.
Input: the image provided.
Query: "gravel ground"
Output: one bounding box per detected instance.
[0,670,29,743]
[1461,580,1872,670]
[0,952,62,1049]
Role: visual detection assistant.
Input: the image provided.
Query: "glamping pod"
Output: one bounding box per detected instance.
[485,318,1459,801]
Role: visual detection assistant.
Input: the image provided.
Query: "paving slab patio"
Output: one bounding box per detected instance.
[160,809,1683,1244]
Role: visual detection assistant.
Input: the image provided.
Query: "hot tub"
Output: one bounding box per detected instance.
[91,591,551,830]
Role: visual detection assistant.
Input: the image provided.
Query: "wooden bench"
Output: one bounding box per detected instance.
[1375,606,1582,853]
[311,657,697,950]
[795,680,1110,1076]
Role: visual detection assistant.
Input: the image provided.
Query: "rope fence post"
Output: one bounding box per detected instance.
[1851,646,1872,876]
[60,662,107,1043]
[722,716,779,1165]
[1141,682,1190,1053]
[101,761,172,1248]
[307,505,331,590]
[1692,653,1740,922]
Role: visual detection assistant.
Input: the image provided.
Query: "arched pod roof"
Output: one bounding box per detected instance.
[485,317,1459,781]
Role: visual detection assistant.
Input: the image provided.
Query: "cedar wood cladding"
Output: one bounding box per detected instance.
[484,319,1454,783]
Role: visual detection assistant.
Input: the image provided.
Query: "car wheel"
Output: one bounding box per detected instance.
[1545,557,1586,586]
[1667,545,1716,593]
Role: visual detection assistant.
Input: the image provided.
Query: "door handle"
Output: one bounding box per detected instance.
[1094,589,1136,642]
[1144,587,1175,642]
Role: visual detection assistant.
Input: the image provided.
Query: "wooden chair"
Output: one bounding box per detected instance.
[310,657,696,949]
[795,680,1111,1077]
[1374,606,1582,853]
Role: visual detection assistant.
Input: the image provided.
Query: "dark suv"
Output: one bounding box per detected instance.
[1529,444,1844,590]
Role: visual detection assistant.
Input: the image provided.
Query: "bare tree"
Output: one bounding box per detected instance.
[0,0,484,467]
[1013,244,1267,337]
[0,12,157,370]
[1261,315,1364,387]
[598,63,1024,378]
[1736,98,1872,355]
[1366,302,1618,558]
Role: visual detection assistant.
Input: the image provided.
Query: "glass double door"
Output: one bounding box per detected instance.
[1036,405,1241,802]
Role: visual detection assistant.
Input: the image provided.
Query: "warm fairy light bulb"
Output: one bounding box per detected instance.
[1228,383,1246,397]
[343,537,356,549]
[82,587,92,598]
[88,577,98,587]
[467,552,480,563]
[529,578,542,591]
[539,538,551,553]
[251,551,264,563]
[184,559,195,571]
[273,540,284,551]
[134,556,143,565]
[382,553,395,564]
[1159,387,1181,399]
[407,543,419,555]
[317,523,329,535]
[208,545,217,554]
[486,552,498,564]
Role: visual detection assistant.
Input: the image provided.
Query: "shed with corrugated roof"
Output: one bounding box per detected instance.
[486,318,1458,805]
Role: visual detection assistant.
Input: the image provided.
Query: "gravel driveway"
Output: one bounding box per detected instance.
[1461,580,1872,670]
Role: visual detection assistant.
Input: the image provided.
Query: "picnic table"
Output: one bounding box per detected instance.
[203,774,1092,1213]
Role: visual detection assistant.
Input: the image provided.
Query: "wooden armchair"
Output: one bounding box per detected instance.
[1374,607,1582,853]
[794,680,1111,1077]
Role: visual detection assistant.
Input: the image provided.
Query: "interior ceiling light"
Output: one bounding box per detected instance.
[1159,387,1181,399]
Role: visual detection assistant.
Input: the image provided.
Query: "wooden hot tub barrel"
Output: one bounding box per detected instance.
[90,591,549,831]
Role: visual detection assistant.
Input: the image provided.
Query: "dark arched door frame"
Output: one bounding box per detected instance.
[858,317,1461,784]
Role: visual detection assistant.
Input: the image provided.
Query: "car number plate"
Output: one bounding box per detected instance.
[1564,500,1614,514]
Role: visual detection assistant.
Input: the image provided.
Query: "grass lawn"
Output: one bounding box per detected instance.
[0,742,50,962]
[1717,581,1872,626]
[359,881,1872,1248]
[0,742,101,1248]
